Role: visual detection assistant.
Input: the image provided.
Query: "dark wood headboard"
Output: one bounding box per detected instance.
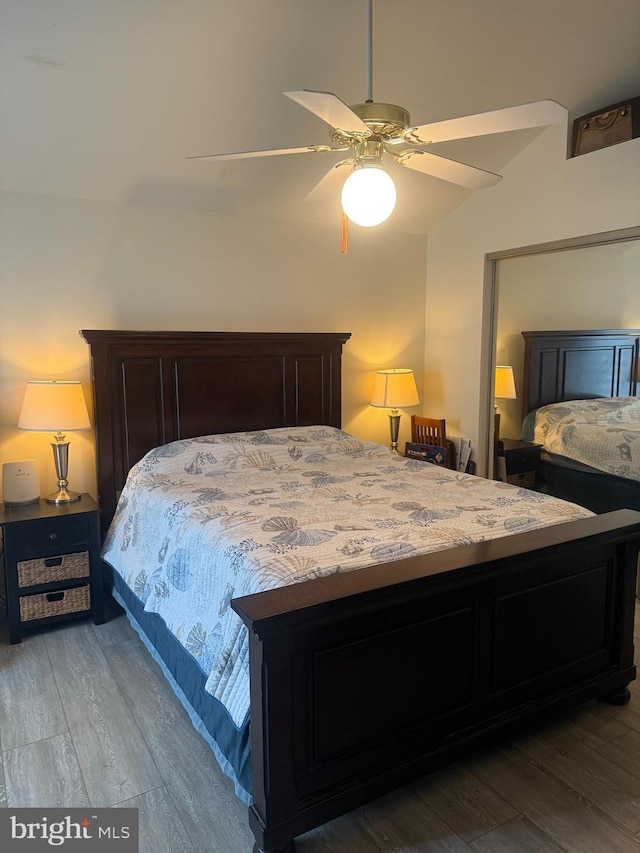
[521,328,640,418]
[81,330,351,530]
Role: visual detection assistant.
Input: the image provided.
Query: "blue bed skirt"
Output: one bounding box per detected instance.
[109,567,252,804]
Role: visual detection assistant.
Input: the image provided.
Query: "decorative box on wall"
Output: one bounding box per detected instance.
[572,96,640,157]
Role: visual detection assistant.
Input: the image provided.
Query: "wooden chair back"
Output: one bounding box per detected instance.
[410,416,458,470]
[411,416,447,447]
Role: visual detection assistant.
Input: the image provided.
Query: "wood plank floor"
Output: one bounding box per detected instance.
[0,599,639,853]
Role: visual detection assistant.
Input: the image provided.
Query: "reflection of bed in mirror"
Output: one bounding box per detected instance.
[84,329,640,853]
[521,328,640,513]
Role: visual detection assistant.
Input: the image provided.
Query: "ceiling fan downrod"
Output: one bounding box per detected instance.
[346,0,410,142]
[365,0,373,103]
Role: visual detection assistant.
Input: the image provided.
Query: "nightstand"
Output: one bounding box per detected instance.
[499,438,542,490]
[0,494,104,644]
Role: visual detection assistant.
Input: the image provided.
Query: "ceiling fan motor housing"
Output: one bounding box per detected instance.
[330,102,411,145]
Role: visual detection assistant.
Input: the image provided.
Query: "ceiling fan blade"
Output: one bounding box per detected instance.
[394,149,501,190]
[304,159,354,204]
[284,90,370,135]
[407,100,567,145]
[185,144,345,162]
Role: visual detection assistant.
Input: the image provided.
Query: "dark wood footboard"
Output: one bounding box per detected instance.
[233,510,640,853]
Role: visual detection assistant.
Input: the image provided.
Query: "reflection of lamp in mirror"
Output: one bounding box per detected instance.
[370,368,420,453]
[494,365,517,443]
[18,380,91,504]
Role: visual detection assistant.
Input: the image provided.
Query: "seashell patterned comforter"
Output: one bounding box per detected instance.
[102,425,592,728]
[531,397,640,481]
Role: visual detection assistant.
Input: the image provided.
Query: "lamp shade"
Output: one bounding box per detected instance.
[495,365,517,400]
[371,369,420,409]
[18,381,91,432]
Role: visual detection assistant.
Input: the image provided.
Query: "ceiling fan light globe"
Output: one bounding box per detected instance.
[341,165,396,227]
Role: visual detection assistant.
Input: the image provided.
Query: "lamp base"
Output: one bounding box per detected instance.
[48,438,81,503]
[388,411,401,454]
[45,487,81,504]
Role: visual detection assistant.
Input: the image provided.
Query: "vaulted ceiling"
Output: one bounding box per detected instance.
[2,0,639,234]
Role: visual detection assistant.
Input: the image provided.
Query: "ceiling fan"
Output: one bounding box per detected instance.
[186,0,566,227]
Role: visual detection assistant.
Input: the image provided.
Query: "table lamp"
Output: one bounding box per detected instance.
[494,365,517,444]
[370,368,420,453]
[495,365,517,404]
[18,380,91,503]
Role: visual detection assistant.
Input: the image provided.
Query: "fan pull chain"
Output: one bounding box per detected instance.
[341,210,348,254]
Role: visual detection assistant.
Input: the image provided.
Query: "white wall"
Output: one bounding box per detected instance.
[0,191,427,500]
[425,125,640,473]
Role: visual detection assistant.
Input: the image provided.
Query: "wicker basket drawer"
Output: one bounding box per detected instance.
[17,551,90,588]
[19,585,91,623]
[506,471,536,489]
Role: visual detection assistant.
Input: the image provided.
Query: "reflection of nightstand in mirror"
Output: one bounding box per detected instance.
[497,438,542,490]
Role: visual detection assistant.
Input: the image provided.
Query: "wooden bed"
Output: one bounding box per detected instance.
[83,329,640,853]
[522,328,640,512]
